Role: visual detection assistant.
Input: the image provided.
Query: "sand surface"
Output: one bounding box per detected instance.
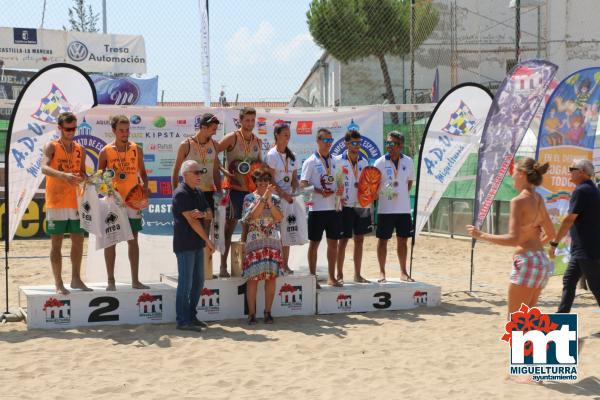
[1,235,599,399]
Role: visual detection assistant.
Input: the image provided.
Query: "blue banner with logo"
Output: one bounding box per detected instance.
[91,75,158,106]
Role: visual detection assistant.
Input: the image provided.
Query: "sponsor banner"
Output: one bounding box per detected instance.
[0,198,48,239]
[0,69,35,100]
[473,60,558,228]
[91,75,158,106]
[536,67,600,274]
[0,28,146,73]
[65,31,146,74]
[222,107,383,167]
[414,84,492,237]
[0,27,66,69]
[6,64,96,242]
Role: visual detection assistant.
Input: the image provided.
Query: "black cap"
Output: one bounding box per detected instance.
[200,113,220,127]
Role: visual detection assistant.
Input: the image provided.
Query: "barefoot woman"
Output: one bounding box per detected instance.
[467,158,555,316]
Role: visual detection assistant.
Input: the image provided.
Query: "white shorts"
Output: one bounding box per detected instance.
[126,207,142,220]
[46,208,79,221]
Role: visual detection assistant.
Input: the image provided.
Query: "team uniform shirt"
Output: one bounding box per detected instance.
[103,141,142,219]
[334,150,369,208]
[225,130,262,192]
[265,147,297,194]
[300,152,338,212]
[374,154,415,214]
[183,137,218,192]
[46,140,84,210]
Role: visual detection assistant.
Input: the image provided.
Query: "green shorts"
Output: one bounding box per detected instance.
[46,219,84,235]
[129,218,143,232]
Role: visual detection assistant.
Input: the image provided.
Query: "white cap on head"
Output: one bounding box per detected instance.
[180,159,200,175]
[573,159,594,176]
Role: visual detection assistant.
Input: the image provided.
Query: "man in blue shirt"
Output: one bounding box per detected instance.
[550,159,600,312]
[172,160,216,331]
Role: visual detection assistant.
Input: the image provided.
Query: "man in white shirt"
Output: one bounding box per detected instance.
[374,131,415,283]
[334,130,371,284]
[300,128,343,288]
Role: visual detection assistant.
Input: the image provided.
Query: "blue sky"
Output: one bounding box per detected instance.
[0,0,323,102]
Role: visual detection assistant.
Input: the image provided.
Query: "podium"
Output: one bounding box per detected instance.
[19,283,176,329]
[161,273,316,321]
[316,279,441,314]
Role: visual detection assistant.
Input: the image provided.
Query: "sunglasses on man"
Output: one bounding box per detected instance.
[319,137,334,144]
[188,170,203,176]
[568,167,581,172]
[62,127,77,133]
[385,140,402,147]
[347,140,361,146]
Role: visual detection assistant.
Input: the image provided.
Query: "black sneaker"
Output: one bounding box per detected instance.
[191,317,208,328]
[176,324,202,332]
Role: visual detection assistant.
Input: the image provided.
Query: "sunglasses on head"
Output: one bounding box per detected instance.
[319,137,334,144]
[347,140,361,146]
[569,167,581,172]
[62,127,77,133]
[385,141,401,147]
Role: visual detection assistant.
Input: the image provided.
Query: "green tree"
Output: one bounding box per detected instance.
[307,0,438,118]
[64,0,100,32]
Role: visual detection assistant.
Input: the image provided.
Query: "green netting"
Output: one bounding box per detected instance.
[0,120,8,154]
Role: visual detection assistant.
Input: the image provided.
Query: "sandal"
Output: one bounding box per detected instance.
[264,311,274,324]
[248,314,257,325]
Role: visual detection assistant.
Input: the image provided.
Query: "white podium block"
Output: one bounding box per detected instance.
[19,283,176,329]
[316,279,441,314]
[161,274,316,321]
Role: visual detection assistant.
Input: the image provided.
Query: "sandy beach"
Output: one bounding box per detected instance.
[1,235,599,399]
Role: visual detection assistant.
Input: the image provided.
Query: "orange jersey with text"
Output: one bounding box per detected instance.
[46,141,84,209]
[103,142,140,199]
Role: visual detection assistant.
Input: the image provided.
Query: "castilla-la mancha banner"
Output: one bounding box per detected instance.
[0,27,146,73]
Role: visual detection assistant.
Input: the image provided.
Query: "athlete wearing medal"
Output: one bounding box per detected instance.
[217,107,263,277]
[98,115,149,291]
[334,130,371,284]
[374,131,415,283]
[300,128,344,288]
[41,112,91,294]
[265,123,298,274]
[172,112,220,217]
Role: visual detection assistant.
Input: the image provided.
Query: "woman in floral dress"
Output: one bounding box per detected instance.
[241,167,284,324]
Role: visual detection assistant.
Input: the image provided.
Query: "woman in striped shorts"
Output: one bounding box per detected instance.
[467,157,556,317]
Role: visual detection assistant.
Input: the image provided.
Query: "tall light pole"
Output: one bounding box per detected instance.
[515,0,521,62]
[102,0,107,33]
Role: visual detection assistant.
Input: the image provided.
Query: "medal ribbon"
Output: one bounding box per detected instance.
[349,157,359,182]
[277,151,289,175]
[115,142,129,177]
[237,130,253,158]
[318,152,331,177]
[58,139,74,172]
[191,137,209,164]
[389,157,399,184]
